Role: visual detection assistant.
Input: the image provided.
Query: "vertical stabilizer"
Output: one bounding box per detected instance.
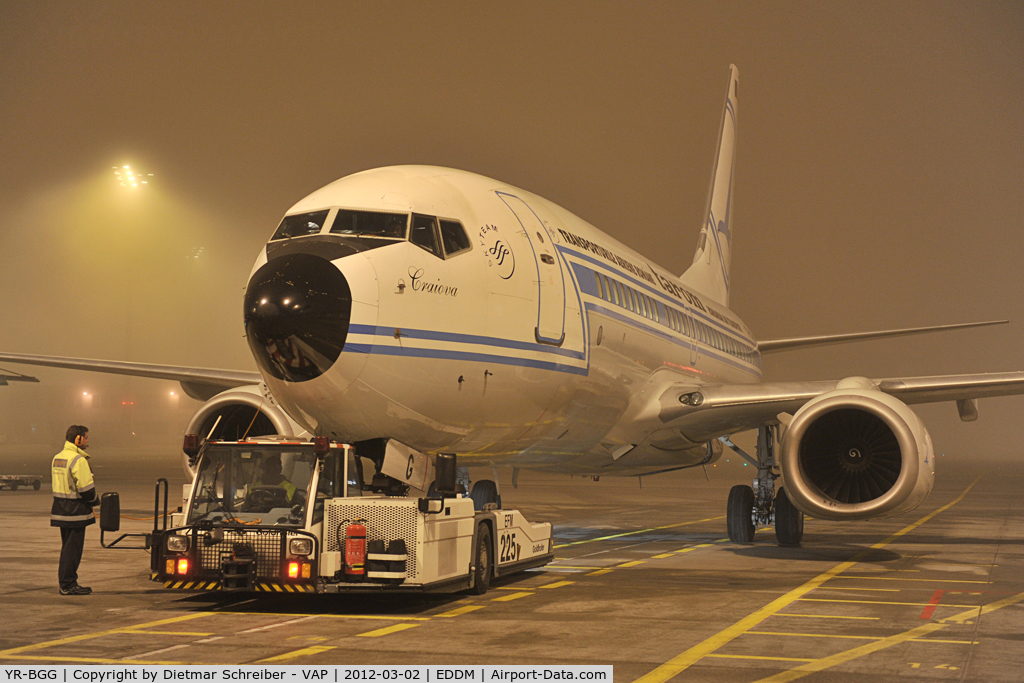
[680,65,739,307]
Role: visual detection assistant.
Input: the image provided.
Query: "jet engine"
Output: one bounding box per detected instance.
[779,378,934,521]
[180,385,309,479]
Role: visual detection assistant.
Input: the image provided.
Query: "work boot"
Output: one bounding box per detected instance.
[59,585,92,595]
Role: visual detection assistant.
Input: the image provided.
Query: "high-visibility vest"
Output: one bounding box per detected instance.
[50,442,97,527]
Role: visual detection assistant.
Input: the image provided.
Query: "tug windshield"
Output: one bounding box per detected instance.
[188,446,317,526]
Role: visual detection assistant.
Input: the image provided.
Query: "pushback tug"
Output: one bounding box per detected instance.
[100,435,553,594]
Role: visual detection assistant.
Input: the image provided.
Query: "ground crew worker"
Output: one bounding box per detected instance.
[255,454,298,501]
[51,425,97,595]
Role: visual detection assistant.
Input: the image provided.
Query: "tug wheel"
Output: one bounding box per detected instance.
[470,524,492,595]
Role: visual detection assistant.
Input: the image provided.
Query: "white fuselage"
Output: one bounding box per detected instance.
[248,166,762,474]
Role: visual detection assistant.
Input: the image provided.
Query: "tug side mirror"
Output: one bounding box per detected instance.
[100,492,120,532]
[435,453,457,496]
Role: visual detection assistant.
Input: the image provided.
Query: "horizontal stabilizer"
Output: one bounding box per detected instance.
[757,320,1007,353]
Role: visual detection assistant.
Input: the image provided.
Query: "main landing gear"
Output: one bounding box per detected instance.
[723,425,803,546]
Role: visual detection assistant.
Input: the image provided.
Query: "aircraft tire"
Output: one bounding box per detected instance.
[470,523,492,595]
[774,487,804,546]
[727,484,755,543]
[469,480,501,511]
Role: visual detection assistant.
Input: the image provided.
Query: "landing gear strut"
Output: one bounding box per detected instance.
[722,425,803,546]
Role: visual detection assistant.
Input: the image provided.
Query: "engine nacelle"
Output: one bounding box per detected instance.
[779,379,934,521]
[181,385,309,479]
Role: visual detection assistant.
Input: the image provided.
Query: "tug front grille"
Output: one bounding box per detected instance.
[195,528,285,580]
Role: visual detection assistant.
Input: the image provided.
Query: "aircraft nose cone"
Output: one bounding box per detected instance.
[243,253,352,383]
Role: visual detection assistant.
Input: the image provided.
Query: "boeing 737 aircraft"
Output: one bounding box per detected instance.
[5,65,1024,545]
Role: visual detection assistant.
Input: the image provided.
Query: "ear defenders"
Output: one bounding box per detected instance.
[75,435,83,447]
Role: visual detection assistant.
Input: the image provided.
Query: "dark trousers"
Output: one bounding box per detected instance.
[58,526,86,589]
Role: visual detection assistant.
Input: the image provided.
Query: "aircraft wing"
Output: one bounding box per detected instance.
[0,352,261,401]
[656,371,1024,442]
[0,366,39,386]
[757,320,1007,353]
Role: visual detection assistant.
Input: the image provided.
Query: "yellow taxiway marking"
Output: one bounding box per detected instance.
[257,646,336,662]
[539,580,575,589]
[0,655,184,665]
[651,554,675,559]
[706,654,817,663]
[553,516,725,549]
[491,591,534,602]
[215,611,430,621]
[818,587,900,592]
[674,544,713,554]
[0,613,213,659]
[287,636,329,641]
[618,561,646,568]
[838,575,990,584]
[629,476,982,683]
[772,613,879,620]
[547,565,600,569]
[798,598,977,608]
[436,605,486,618]
[747,631,979,644]
[119,631,215,636]
[749,592,1024,683]
[587,569,613,576]
[356,624,420,638]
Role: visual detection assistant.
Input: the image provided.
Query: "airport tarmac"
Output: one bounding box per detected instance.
[1,450,1022,682]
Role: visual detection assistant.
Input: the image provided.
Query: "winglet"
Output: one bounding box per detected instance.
[680,64,739,307]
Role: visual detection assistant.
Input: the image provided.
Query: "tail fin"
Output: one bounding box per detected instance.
[680,65,739,307]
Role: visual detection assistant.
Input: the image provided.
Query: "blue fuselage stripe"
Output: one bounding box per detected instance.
[342,342,588,375]
[584,302,760,378]
[559,247,754,346]
[347,324,585,360]
[557,245,749,344]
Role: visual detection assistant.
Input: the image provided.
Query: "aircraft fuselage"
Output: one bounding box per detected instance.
[244,166,761,474]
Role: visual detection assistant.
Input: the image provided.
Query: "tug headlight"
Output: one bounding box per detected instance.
[289,538,312,556]
[166,535,190,552]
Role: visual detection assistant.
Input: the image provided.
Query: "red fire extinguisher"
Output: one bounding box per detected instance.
[345,521,367,579]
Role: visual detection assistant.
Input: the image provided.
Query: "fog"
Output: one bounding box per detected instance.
[1,2,1022,471]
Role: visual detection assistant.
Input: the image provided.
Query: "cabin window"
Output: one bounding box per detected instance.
[410,214,442,257]
[271,210,331,240]
[613,281,623,307]
[439,219,472,257]
[330,209,407,239]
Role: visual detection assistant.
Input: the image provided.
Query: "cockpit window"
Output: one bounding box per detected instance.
[271,210,331,241]
[439,220,471,257]
[410,214,442,257]
[330,209,407,239]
